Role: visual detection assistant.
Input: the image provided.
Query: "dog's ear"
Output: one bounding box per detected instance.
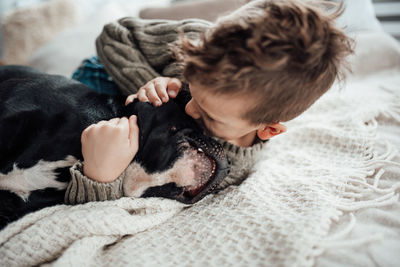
[124,101,157,150]
[173,83,191,111]
[123,99,139,116]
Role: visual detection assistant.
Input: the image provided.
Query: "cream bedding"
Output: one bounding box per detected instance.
[316,32,400,267]
[0,26,399,266]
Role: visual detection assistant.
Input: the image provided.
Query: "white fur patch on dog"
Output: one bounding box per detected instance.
[123,153,199,197]
[0,155,77,201]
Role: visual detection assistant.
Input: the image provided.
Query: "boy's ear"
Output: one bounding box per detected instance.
[257,123,287,140]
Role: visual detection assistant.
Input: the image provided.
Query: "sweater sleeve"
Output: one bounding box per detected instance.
[96,18,160,95]
[65,161,124,205]
[96,17,212,95]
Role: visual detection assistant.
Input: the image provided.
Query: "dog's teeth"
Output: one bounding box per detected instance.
[197,148,204,153]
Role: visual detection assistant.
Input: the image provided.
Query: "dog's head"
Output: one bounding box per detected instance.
[123,96,231,204]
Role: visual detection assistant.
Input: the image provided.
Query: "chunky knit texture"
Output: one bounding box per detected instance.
[65,161,124,204]
[96,17,212,94]
[1,66,400,266]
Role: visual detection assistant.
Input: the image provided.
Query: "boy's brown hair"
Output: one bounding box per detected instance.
[174,0,354,124]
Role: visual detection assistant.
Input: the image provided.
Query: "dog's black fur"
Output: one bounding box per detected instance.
[0,66,230,229]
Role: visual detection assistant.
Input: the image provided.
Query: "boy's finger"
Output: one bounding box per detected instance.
[137,88,149,103]
[96,120,108,127]
[154,79,169,102]
[125,94,137,106]
[167,78,182,98]
[109,118,120,125]
[116,116,128,127]
[81,124,94,140]
[128,115,139,148]
[145,83,162,106]
[116,117,129,134]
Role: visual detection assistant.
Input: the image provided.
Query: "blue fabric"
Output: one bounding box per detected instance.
[72,56,120,95]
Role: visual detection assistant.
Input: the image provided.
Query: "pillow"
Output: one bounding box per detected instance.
[346,32,400,77]
[1,0,81,64]
[333,0,383,33]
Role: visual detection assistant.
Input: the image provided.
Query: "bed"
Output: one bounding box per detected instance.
[0,0,399,266]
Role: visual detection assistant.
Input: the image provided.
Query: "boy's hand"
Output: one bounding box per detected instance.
[81,115,139,183]
[125,77,182,106]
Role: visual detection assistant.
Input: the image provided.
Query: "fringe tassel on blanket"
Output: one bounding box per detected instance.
[312,162,399,259]
[314,213,384,253]
[312,94,400,261]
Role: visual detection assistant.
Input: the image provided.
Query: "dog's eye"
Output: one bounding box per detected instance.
[170,126,177,133]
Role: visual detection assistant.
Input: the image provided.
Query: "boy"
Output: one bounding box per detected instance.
[65,0,353,204]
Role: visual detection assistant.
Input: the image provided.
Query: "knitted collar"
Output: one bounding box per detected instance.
[213,137,268,158]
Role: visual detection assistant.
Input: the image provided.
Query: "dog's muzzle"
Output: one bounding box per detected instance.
[139,134,231,204]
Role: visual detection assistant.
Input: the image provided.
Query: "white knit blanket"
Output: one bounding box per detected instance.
[1,33,400,267]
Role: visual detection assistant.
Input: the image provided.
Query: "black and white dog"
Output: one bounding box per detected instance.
[0,66,230,229]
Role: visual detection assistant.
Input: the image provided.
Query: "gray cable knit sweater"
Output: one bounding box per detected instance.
[65,17,267,204]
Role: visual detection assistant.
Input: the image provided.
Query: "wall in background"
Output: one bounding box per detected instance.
[373,0,400,41]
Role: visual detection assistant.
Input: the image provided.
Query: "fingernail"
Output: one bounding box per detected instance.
[162,97,168,102]
[169,91,176,97]
[155,100,161,106]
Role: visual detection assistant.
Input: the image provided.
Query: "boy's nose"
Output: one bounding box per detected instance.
[185,100,201,120]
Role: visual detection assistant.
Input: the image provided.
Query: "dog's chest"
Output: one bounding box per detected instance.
[0,156,77,200]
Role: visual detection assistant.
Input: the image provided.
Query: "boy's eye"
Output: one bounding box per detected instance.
[205,114,215,122]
